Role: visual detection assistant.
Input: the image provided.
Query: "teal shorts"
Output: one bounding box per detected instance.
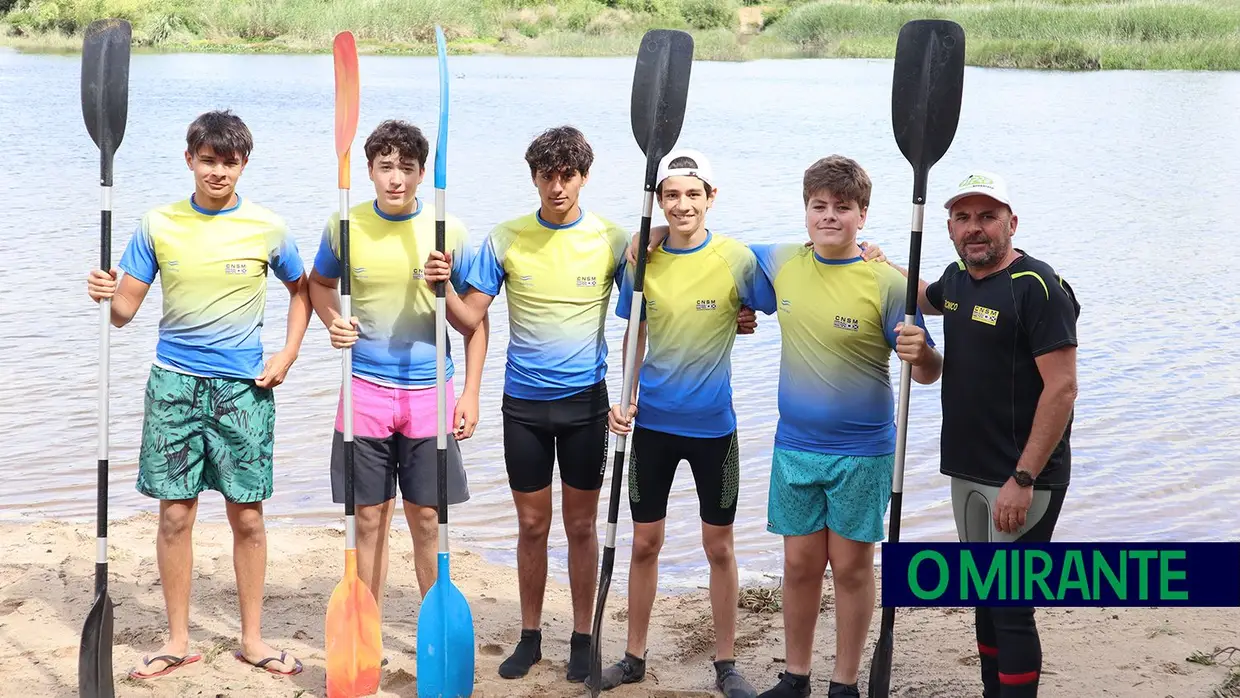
[136,365,276,504]
[766,448,894,543]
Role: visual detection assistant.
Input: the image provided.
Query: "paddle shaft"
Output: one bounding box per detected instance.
[890,169,929,543]
[339,189,356,548]
[435,189,449,549]
[588,188,653,698]
[95,157,113,598]
[606,192,651,551]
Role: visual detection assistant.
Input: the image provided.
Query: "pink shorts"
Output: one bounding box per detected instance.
[335,376,458,440]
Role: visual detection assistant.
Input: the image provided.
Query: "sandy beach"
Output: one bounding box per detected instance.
[1,514,1236,698]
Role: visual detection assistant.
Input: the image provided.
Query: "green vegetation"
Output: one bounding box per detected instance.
[2,0,1238,70]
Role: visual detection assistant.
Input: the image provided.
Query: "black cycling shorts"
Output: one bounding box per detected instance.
[501,380,610,493]
[627,426,740,527]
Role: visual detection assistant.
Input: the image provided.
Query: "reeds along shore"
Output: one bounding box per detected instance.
[3,0,1239,70]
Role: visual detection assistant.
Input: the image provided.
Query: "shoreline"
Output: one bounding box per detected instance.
[4,0,1240,71]
[1,514,1237,696]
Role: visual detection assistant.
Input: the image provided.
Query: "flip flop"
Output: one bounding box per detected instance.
[127,653,202,679]
[233,649,304,676]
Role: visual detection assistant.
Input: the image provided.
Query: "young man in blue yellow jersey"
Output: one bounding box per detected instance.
[85,110,311,679]
[307,120,489,621]
[747,156,942,698]
[593,149,765,698]
[424,125,627,682]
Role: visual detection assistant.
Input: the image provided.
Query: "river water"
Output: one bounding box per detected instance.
[1,48,1237,590]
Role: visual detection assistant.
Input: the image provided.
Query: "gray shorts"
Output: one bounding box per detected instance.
[330,431,470,508]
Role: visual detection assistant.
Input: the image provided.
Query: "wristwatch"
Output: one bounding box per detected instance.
[1012,469,1035,488]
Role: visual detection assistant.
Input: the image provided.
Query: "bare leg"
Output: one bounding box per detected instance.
[355,500,395,616]
[512,487,553,630]
[403,500,439,597]
[781,529,830,676]
[499,487,553,679]
[561,483,600,634]
[228,501,299,673]
[624,520,665,656]
[826,529,875,685]
[702,522,739,661]
[130,498,198,677]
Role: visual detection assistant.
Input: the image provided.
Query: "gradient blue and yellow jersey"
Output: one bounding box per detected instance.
[117,195,305,380]
[465,209,629,400]
[313,199,474,388]
[750,243,934,456]
[616,232,773,438]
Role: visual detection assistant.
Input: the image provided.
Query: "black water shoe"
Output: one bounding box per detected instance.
[498,628,542,679]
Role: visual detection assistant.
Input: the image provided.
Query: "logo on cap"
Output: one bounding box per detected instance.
[959,174,995,188]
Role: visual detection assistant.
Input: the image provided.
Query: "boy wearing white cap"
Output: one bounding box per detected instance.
[896,170,1080,698]
[594,148,766,698]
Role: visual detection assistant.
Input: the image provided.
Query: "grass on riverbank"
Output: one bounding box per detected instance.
[2,0,1239,70]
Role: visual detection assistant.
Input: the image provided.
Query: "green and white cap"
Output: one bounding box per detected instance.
[657,147,714,188]
[944,171,1012,210]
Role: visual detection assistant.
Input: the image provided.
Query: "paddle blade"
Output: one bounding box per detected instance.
[866,621,894,698]
[325,550,382,698]
[80,18,131,186]
[587,549,615,698]
[434,26,449,191]
[417,553,475,697]
[77,589,114,698]
[891,19,965,199]
[333,31,361,189]
[630,29,694,185]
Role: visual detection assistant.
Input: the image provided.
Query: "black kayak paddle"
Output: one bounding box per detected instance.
[78,17,132,698]
[868,18,966,698]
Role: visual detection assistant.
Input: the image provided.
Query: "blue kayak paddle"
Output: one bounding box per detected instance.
[416,25,475,698]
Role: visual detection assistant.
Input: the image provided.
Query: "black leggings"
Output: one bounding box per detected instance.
[952,479,1067,698]
[628,426,740,526]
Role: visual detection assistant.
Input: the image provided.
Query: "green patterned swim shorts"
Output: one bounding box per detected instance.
[136,364,276,503]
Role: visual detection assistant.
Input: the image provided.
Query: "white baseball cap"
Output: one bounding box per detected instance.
[656,148,714,189]
[943,170,1012,210]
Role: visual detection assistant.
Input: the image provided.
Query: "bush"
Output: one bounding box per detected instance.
[557,0,606,31]
[681,0,735,30]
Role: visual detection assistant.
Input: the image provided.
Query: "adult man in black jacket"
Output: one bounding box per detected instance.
[895,170,1080,697]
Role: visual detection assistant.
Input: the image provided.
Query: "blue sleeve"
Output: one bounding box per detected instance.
[613,255,627,290]
[882,274,935,351]
[463,233,505,296]
[614,262,646,321]
[737,248,777,315]
[117,220,157,284]
[268,226,305,283]
[450,225,476,294]
[746,244,779,315]
[312,223,340,279]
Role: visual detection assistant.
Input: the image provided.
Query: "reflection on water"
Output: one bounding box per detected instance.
[1,49,1238,590]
